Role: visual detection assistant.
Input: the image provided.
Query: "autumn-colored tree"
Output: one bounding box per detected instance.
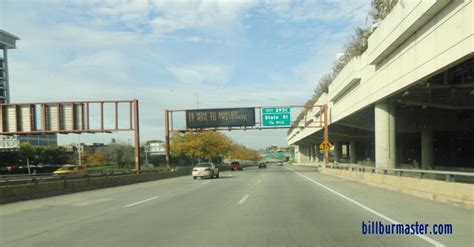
[171,132,232,164]
[229,144,261,162]
[82,151,105,165]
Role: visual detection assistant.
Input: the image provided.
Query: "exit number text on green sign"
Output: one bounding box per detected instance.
[262,107,290,114]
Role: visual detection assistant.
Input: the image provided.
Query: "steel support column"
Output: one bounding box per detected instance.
[133,99,141,173]
[164,110,171,168]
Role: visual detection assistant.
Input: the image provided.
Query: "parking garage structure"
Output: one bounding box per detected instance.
[288,1,474,171]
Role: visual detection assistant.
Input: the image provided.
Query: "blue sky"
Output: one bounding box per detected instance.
[0,0,370,149]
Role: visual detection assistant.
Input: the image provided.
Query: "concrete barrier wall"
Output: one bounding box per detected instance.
[292,162,322,168]
[320,168,474,209]
[0,169,192,204]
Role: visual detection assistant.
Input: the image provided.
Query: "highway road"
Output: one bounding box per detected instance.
[0,165,472,247]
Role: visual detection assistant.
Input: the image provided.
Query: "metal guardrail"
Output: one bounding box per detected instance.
[325,164,474,182]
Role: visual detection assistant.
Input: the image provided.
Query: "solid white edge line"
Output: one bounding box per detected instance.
[239,194,249,205]
[124,196,159,208]
[287,167,444,247]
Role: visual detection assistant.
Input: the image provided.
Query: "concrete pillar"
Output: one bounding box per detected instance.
[449,137,457,166]
[312,145,317,162]
[306,145,311,162]
[305,146,310,162]
[421,130,434,169]
[375,101,396,169]
[334,142,341,163]
[314,145,320,162]
[298,145,309,162]
[344,144,349,159]
[350,140,357,164]
[309,145,314,162]
[296,146,301,163]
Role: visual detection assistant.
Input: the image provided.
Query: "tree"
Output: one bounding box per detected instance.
[82,151,105,165]
[289,0,400,135]
[36,145,69,165]
[0,143,70,168]
[171,132,232,164]
[18,142,35,166]
[104,144,133,168]
[229,144,261,163]
[369,0,399,22]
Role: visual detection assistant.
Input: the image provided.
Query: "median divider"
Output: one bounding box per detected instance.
[0,167,192,204]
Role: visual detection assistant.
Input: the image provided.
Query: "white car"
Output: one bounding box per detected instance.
[192,162,219,179]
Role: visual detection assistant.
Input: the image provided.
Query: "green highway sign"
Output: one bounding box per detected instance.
[262,107,291,127]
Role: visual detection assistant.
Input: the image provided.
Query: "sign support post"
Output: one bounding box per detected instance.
[323,104,329,166]
[1,99,142,173]
[165,105,330,168]
[133,99,141,174]
[164,109,171,168]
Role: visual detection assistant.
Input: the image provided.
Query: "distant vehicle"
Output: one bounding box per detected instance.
[258,163,267,169]
[192,162,219,179]
[53,165,87,175]
[277,161,283,166]
[230,161,243,171]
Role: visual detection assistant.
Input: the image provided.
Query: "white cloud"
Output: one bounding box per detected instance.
[167,64,230,85]
[149,0,257,33]
[2,0,374,148]
[64,50,127,69]
[264,0,371,24]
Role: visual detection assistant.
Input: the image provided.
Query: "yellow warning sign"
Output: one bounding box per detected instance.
[319,140,333,152]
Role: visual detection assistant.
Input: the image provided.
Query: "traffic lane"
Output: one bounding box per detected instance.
[3,165,428,247]
[219,165,428,247]
[0,170,239,245]
[288,165,473,246]
[0,169,260,247]
[1,166,446,247]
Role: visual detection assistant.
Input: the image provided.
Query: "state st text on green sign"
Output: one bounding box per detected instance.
[262,107,291,127]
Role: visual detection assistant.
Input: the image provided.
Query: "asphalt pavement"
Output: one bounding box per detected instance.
[0,164,472,247]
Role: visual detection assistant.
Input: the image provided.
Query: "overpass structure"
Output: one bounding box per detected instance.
[288,0,474,170]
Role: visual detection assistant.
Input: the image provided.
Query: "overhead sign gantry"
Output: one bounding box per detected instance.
[164,105,330,167]
[0,99,142,173]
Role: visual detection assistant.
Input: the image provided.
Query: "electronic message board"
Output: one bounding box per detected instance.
[186,108,255,129]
